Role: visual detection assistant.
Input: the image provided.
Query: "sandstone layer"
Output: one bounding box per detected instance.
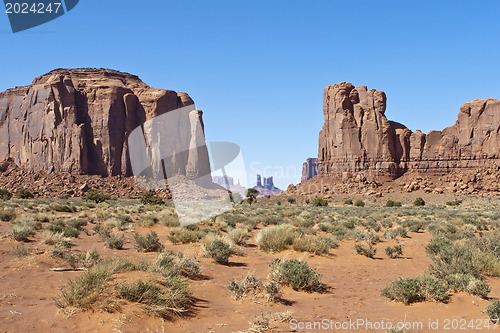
[0,68,208,179]
[318,82,500,179]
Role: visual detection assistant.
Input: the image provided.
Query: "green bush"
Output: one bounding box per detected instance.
[228,227,250,246]
[385,245,404,259]
[205,239,232,264]
[344,199,353,205]
[292,236,337,255]
[381,275,449,304]
[287,197,296,204]
[49,202,75,212]
[485,300,500,322]
[114,276,192,318]
[354,199,365,207]
[151,251,200,278]
[354,243,376,258]
[413,197,425,206]
[105,234,125,249]
[227,274,262,300]
[0,189,12,201]
[446,199,462,207]
[256,224,297,252]
[168,227,204,244]
[386,200,395,207]
[63,226,80,238]
[134,231,164,252]
[15,189,34,199]
[140,191,165,205]
[312,198,328,207]
[86,189,110,203]
[269,258,325,292]
[393,201,402,207]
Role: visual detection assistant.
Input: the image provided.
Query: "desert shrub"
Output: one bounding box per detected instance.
[292,236,337,255]
[381,219,393,229]
[7,224,34,241]
[140,191,164,205]
[227,274,262,300]
[11,243,32,258]
[342,219,356,229]
[276,201,281,205]
[413,197,425,206]
[386,200,395,207]
[381,275,449,304]
[228,227,250,246]
[151,251,200,278]
[45,220,65,233]
[384,226,408,239]
[105,216,131,231]
[80,249,101,268]
[40,230,69,245]
[0,189,12,201]
[104,234,125,249]
[305,199,310,204]
[287,197,296,204]
[354,199,365,207]
[256,224,297,253]
[138,214,159,227]
[49,202,75,212]
[354,243,377,258]
[86,189,110,203]
[115,276,192,318]
[269,259,325,292]
[134,231,164,252]
[63,226,80,238]
[312,198,328,207]
[385,245,404,258]
[264,281,282,302]
[445,273,490,299]
[262,216,282,226]
[55,258,135,309]
[158,209,179,227]
[0,208,15,221]
[205,239,232,264]
[15,189,34,199]
[427,241,481,279]
[393,201,402,207]
[446,199,462,207]
[168,227,204,244]
[344,199,353,205]
[485,301,500,322]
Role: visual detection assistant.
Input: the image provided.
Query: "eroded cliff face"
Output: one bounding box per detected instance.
[0,68,206,178]
[318,82,500,179]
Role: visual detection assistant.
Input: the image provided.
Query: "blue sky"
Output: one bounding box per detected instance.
[1,1,499,189]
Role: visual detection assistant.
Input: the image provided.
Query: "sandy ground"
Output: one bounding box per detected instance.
[0,213,499,333]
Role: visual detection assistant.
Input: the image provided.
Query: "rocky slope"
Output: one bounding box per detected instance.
[0,68,208,178]
[318,82,500,179]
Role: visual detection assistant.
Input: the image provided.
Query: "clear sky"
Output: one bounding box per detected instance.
[1,1,499,189]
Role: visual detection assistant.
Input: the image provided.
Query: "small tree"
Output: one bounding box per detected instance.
[413,197,425,206]
[246,188,259,205]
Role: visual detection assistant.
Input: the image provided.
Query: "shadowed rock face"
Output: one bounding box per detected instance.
[0,68,206,177]
[318,82,500,179]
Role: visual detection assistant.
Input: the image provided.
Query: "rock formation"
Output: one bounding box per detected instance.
[301,157,319,182]
[253,174,282,196]
[0,68,209,179]
[318,82,500,179]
